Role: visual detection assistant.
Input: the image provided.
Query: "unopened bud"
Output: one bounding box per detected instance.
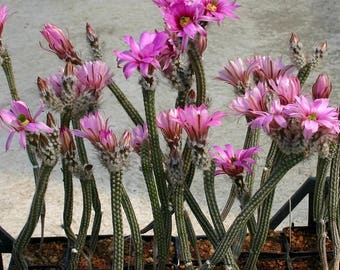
[289,32,305,68]
[37,77,48,91]
[312,73,332,99]
[46,112,56,128]
[86,22,98,43]
[195,34,207,56]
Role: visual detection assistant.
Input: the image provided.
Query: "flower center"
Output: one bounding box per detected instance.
[179,16,192,28]
[17,114,30,126]
[231,157,237,163]
[206,3,217,12]
[307,112,317,121]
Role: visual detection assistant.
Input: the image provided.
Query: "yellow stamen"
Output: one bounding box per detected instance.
[179,16,192,28]
[17,114,30,126]
[206,3,217,12]
[308,112,317,121]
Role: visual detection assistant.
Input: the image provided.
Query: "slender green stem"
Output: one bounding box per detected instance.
[204,162,225,239]
[314,156,331,270]
[0,48,19,100]
[25,144,46,247]
[175,183,194,270]
[140,143,165,267]
[72,119,102,254]
[110,170,124,270]
[69,166,93,270]
[184,210,202,267]
[220,183,236,221]
[245,143,280,270]
[203,162,239,269]
[121,186,143,270]
[329,138,340,270]
[62,156,76,242]
[12,164,54,270]
[108,82,144,126]
[141,80,172,269]
[297,63,312,86]
[187,40,206,106]
[200,152,304,270]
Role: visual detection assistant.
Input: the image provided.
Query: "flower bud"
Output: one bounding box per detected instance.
[312,73,332,99]
[0,5,8,39]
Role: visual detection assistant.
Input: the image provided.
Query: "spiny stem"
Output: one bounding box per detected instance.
[245,143,280,270]
[72,119,102,254]
[140,142,166,268]
[200,152,304,270]
[314,156,331,270]
[69,166,93,270]
[329,138,340,270]
[297,63,312,86]
[110,170,124,270]
[0,48,19,100]
[141,80,172,269]
[12,164,54,270]
[187,40,206,106]
[175,183,193,270]
[203,162,239,269]
[121,186,143,270]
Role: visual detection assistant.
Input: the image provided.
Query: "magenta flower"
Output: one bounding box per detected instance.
[284,96,340,140]
[0,100,53,150]
[41,24,81,64]
[157,108,182,150]
[268,75,301,105]
[211,144,260,177]
[131,123,149,153]
[176,104,224,147]
[201,0,239,24]
[114,31,169,79]
[76,61,114,93]
[163,1,206,51]
[216,57,259,94]
[312,74,332,100]
[0,5,8,38]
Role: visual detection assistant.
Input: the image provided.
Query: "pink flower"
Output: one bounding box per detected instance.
[114,31,169,79]
[157,108,182,150]
[249,99,287,134]
[312,74,332,100]
[211,144,260,177]
[268,75,301,105]
[284,96,340,140]
[0,5,8,38]
[0,100,53,150]
[216,57,259,94]
[229,82,268,119]
[201,0,239,24]
[176,104,224,147]
[249,56,295,83]
[41,24,81,64]
[73,111,132,157]
[72,111,109,145]
[131,123,149,153]
[76,61,113,93]
[163,1,206,51]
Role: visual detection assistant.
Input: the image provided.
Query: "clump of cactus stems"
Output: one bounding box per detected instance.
[0,2,339,270]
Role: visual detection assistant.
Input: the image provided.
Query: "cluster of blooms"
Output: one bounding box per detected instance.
[72,111,132,172]
[218,55,340,156]
[38,60,113,117]
[114,0,239,79]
